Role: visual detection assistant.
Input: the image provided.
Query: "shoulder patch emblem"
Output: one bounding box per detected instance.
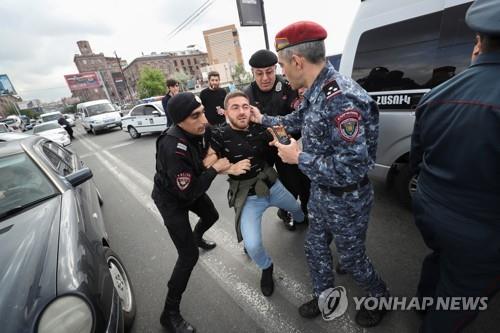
[335,110,361,142]
[176,142,187,151]
[176,172,192,191]
[323,80,341,99]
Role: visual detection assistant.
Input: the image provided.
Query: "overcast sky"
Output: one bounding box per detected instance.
[0,0,359,102]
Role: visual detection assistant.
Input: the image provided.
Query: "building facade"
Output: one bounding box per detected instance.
[123,50,208,94]
[203,24,244,66]
[72,41,130,102]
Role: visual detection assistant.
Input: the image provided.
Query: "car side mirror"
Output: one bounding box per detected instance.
[152,111,160,117]
[66,167,93,187]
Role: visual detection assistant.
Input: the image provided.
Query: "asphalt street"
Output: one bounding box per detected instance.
[68,124,498,333]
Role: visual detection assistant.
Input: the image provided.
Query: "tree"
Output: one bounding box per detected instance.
[232,64,252,85]
[172,71,189,91]
[137,67,166,99]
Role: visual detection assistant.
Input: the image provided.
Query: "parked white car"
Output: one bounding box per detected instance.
[121,101,168,139]
[32,122,71,147]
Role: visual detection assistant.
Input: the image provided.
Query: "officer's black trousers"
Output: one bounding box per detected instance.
[154,194,219,310]
[275,159,310,214]
[413,189,500,333]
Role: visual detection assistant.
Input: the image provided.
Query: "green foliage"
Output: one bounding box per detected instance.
[137,67,166,99]
[20,109,38,119]
[172,71,189,91]
[232,64,252,85]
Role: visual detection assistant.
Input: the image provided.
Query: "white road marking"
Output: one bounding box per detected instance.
[78,135,364,333]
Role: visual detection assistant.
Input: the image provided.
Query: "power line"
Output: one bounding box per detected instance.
[166,0,213,39]
[166,0,216,41]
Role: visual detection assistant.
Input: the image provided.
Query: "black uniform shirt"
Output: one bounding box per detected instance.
[152,126,217,206]
[210,123,273,181]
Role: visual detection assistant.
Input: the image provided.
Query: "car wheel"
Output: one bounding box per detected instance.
[128,126,141,139]
[394,163,417,209]
[105,248,136,331]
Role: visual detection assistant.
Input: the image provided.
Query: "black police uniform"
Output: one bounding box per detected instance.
[410,1,500,331]
[161,93,174,126]
[152,125,219,314]
[244,76,311,218]
[58,117,74,139]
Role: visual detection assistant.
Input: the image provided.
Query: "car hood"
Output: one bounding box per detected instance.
[0,196,61,332]
[37,129,68,139]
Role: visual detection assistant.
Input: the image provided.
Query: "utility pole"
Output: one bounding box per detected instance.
[114,51,134,102]
[260,0,270,50]
[97,71,112,101]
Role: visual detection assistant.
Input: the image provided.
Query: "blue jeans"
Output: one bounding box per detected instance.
[240,180,305,270]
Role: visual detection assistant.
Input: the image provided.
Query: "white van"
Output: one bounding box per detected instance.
[77,99,122,135]
[40,111,63,123]
[340,0,474,207]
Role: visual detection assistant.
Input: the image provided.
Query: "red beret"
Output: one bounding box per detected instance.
[275,21,327,52]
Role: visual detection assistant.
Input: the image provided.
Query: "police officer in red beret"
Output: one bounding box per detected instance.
[250,21,390,327]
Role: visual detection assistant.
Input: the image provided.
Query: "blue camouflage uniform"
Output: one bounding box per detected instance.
[262,61,388,298]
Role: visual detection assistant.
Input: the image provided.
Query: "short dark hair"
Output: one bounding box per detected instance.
[479,33,500,52]
[224,90,249,109]
[207,71,220,80]
[166,79,179,88]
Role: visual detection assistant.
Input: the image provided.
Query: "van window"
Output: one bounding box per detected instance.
[352,3,473,94]
[86,103,115,116]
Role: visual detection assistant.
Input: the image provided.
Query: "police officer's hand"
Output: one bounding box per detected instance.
[249,105,263,124]
[203,147,218,168]
[211,157,231,173]
[275,138,301,164]
[225,159,251,176]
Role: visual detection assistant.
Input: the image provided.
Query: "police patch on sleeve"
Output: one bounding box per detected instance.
[322,80,341,99]
[176,172,192,191]
[335,110,361,142]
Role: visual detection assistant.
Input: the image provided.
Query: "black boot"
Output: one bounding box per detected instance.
[260,264,274,296]
[298,297,320,318]
[160,310,196,333]
[355,302,388,327]
[277,209,296,231]
[194,232,216,250]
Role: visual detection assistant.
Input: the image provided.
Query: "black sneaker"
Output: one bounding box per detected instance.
[277,209,296,231]
[298,298,320,318]
[355,302,388,327]
[194,235,216,250]
[260,264,274,296]
[160,310,196,332]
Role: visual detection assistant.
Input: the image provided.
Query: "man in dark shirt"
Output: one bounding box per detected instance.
[210,90,305,297]
[410,1,500,331]
[244,49,310,231]
[152,92,231,333]
[58,115,74,139]
[199,71,227,125]
[161,79,180,126]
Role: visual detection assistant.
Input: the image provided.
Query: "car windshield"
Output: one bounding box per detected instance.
[0,153,58,220]
[33,122,60,134]
[41,113,61,122]
[87,103,115,116]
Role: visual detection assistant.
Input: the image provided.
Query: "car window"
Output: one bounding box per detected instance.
[143,105,157,115]
[42,142,74,176]
[0,153,58,220]
[130,105,145,116]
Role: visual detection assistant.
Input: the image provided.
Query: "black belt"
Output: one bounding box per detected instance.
[319,175,370,196]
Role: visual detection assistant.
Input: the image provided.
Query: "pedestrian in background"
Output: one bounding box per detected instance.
[199,71,227,126]
[161,79,180,127]
[152,92,230,333]
[410,0,500,331]
[250,21,389,327]
[244,49,310,231]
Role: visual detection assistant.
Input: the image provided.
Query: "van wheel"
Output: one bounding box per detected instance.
[394,163,417,209]
[128,126,141,139]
